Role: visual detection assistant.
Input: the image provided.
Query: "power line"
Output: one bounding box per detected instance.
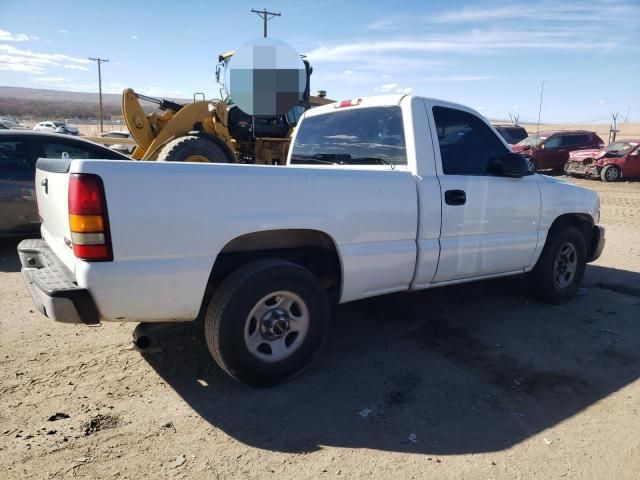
[88,57,109,133]
[251,8,281,37]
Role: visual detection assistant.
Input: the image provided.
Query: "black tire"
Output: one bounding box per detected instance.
[204,259,330,387]
[600,165,620,182]
[526,225,587,304]
[526,158,537,173]
[158,135,230,163]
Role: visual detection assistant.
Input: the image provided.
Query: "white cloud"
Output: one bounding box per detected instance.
[64,64,90,71]
[367,2,639,27]
[0,44,91,75]
[343,69,354,75]
[476,106,485,111]
[512,104,521,110]
[34,76,66,83]
[306,29,615,63]
[419,75,493,82]
[0,29,32,42]
[0,44,91,64]
[374,83,399,92]
[131,35,139,40]
[58,29,69,34]
[373,83,413,94]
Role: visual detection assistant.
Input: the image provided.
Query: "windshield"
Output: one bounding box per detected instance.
[606,141,638,154]
[517,135,547,147]
[53,121,66,127]
[291,106,407,166]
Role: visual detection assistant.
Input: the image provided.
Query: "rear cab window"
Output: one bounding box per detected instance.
[290,106,407,167]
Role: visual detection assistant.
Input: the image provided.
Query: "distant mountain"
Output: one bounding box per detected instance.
[0,86,190,120]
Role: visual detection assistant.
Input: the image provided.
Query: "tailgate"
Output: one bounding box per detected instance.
[35,158,77,272]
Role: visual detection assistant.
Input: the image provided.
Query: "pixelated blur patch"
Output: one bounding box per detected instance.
[229,38,306,116]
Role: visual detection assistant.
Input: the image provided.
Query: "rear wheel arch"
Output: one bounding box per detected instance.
[198,229,343,319]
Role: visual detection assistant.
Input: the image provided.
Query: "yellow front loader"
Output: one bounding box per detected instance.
[121,53,332,165]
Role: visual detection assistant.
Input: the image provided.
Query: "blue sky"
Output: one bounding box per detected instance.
[0,0,639,122]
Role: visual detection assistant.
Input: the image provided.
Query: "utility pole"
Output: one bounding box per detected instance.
[535,80,545,138]
[251,8,281,37]
[88,57,109,132]
[610,113,619,143]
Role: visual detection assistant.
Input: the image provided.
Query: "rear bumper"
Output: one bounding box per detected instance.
[587,226,605,263]
[18,239,100,324]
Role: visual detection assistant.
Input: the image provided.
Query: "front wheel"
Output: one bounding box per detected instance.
[204,259,330,387]
[526,225,587,304]
[527,158,537,173]
[600,165,620,182]
[158,135,230,163]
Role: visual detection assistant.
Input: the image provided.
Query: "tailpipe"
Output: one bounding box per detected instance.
[132,322,172,352]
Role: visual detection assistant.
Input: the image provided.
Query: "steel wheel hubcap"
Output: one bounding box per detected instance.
[527,159,536,172]
[244,291,309,363]
[606,168,618,180]
[554,242,578,289]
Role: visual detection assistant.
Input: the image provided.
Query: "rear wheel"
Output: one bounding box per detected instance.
[527,158,537,173]
[204,259,330,387]
[158,135,230,163]
[600,165,620,182]
[526,225,587,304]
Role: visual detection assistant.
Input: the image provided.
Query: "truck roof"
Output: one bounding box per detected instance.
[303,94,483,119]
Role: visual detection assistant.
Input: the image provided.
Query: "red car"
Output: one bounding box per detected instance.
[513,130,605,172]
[564,139,640,181]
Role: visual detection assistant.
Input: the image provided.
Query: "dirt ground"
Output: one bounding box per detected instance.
[1,176,639,480]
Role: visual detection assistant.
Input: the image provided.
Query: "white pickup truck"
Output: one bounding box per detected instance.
[19,95,605,386]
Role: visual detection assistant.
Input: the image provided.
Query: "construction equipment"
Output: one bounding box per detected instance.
[121,51,332,165]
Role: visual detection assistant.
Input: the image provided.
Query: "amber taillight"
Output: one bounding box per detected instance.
[68,174,113,261]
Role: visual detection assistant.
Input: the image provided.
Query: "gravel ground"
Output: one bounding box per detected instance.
[1,176,639,480]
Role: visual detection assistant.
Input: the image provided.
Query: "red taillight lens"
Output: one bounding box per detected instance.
[68,174,112,261]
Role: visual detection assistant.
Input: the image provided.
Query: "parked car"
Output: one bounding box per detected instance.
[19,95,604,386]
[0,131,128,237]
[513,130,604,172]
[96,130,135,155]
[492,124,528,145]
[0,117,30,130]
[565,139,640,181]
[33,121,80,136]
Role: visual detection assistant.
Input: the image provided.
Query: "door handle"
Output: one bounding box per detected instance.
[445,189,466,206]
[40,178,48,194]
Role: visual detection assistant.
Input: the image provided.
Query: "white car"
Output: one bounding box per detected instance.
[18,94,604,386]
[33,120,79,136]
[97,130,135,155]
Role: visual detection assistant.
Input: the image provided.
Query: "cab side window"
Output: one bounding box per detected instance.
[432,106,508,175]
[543,136,562,148]
[0,140,34,175]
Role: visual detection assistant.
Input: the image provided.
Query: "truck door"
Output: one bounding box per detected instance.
[425,101,541,283]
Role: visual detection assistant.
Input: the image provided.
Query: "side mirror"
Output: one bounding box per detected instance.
[488,153,532,178]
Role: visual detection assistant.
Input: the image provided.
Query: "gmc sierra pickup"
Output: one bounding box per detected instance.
[19,95,605,386]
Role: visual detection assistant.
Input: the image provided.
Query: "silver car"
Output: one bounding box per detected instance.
[0,131,128,237]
